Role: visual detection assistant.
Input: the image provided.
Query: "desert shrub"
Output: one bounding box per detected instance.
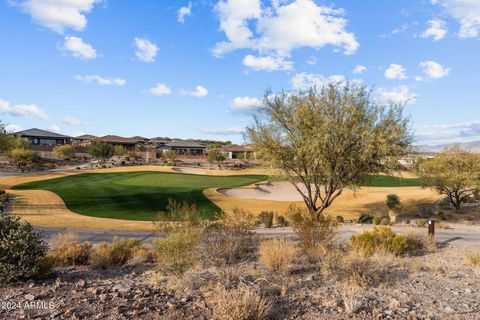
[341,251,394,287]
[372,216,381,225]
[152,232,197,275]
[380,217,390,225]
[155,199,201,226]
[275,215,288,227]
[49,232,92,266]
[417,203,434,217]
[53,145,76,160]
[199,223,255,267]
[357,213,374,224]
[0,214,47,283]
[351,227,408,256]
[288,206,337,250]
[259,211,274,228]
[208,285,272,320]
[336,215,345,223]
[414,219,427,227]
[404,232,437,253]
[258,238,297,274]
[438,197,451,208]
[468,253,480,266]
[36,256,55,278]
[89,238,142,269]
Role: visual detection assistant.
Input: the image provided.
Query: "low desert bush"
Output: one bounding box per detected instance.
[259,211,274,228]
[340,283,364,314]
[468,252,480,266]
[341,250,394,287]
[89,238,142,269]
[336,215,345,223]
[275,215,288,227]
[154,199,202,228]
[208,285,272,320]
[258,238,297,274]
[152,232,197,275]
[413,219,427,228]
[352,227,435,256]
[357,212,374,224]
[417,203,434,217]
[199,223,256,267]
[287,206,337,250]
[351,227,408,256]
[49,232,92,266]
[0,214,48,283]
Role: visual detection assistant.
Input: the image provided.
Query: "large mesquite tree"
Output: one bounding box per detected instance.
[247,84,411,220]
[417,146,480,210]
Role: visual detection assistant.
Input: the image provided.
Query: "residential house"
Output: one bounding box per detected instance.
[219,144,255,159]
[12,128,72,145]
[157,139,206,156]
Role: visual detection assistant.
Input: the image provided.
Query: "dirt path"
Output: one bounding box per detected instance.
[36,223,480,247]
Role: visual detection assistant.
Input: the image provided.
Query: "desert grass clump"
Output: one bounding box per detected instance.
[275,215,288,227]
[208,285,272,320]
[152,231,198,275]
[351,227,408,256]
[468,252,480,266]
[49,232,92,266]
[199,223,256,267]
[259,211,274,228]
[287,206,337,251]
[341,250,395,288]
[258,238,297,274]
[89,238,142,269]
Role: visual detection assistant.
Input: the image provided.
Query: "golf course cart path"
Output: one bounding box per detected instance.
[35,223,480,247]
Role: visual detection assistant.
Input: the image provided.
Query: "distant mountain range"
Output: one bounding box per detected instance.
[415,141,480,153]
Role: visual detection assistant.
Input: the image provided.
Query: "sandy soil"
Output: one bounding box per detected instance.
[172,167,206,175]
[208,184,439,219]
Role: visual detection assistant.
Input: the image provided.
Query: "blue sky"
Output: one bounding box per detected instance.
[0,0,479,145]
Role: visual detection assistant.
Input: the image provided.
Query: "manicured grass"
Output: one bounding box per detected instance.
[13,171,266,221]
[361,175,422,187]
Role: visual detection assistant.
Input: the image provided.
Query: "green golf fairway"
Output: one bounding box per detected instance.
[12,171,267,221]
[362,175,421,187]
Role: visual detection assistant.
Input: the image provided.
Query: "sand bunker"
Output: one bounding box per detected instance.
[172,167,206,175]
[219,182,305,201]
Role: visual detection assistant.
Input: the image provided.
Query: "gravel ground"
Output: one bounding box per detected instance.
[1,244,479,320]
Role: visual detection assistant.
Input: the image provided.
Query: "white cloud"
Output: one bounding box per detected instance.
[0,98,49,120]
[353,65,367,74]
[242,54,292,71]
[49,124,61,133]
[63,116,81,126]
[377,86,417,105]
[75,75,126,86]
[420,60,450,79]
[415,120,480,142]
[60,36,97,60]
[5,124,22,133]
[149,83,172,96]
[230,96,263,115]
[421,19,448,41]
[290,72,346,90]
[432,0,480,38]
[180,85,209,97]
[178,2,192,23]
[14,0,101,33]
[134,37,158,63]
[213,0,358,70]
[384,64,407,80]
[199,126,245,135]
